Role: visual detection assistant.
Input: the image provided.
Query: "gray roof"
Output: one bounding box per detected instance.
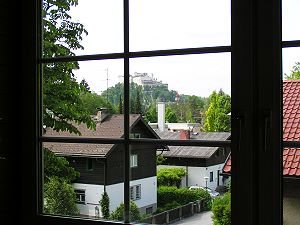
[44,114,157,157]
[156,131,231,159]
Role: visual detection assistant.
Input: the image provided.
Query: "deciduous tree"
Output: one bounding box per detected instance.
[204,90,231,132]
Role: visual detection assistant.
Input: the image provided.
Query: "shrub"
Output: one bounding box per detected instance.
[99,191,110,219]
[157,168,187,187]
[109,201,141,222]
[44,177,79,216]
[211,192,231,225]
[157,186,212,211]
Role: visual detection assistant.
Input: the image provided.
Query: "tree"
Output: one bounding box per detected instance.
[43,148,80,215]
[81,92,116,115]
[80,79,91,93]
[204,90,231,132]
[42,0,95,135]
[157,168,187,187]
[118,95,123,114]
[44,177,79,216]
[109,201,141,222]
[44,148,80,183]
[134,88,142,114]
[100,191,110,219]
[165,106,178,123]
[211,192,231,225]
[285,62,300,80]
[144,104,157,123]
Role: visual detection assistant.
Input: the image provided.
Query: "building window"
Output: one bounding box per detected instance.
[75,189,86,204]
[130,184,141,201]
[146,206,153,215]
[210,172,213,182]
[87,158,94,171]
[130,154,138,168]
[130,133,141,138]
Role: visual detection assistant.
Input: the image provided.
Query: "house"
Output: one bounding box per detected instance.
[152,102,231,190]
[156,129,231,191]
[222,80,300,224]
[44,110,165,217]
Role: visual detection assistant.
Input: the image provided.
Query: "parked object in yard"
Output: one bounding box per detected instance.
[188,186,220,198]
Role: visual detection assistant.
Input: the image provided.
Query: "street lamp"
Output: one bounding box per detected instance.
[204,176,209,190]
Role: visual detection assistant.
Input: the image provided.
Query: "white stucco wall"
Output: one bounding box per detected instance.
[73,176,157,217]
[158,163,224,191]
[73,183,104,217]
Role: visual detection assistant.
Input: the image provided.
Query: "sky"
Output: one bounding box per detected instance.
[67,0,300,98]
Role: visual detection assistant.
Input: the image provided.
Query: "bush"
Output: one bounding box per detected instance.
[109,201,141,222]
[44,177,79,216]
[211,192,231,225]
[157,186,212,211]
[157,168,187,187]
[99,191,110,219]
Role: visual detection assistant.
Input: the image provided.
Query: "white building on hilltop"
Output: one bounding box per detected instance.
[131,72,168,89]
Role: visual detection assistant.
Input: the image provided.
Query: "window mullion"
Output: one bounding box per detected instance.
[123,0,130,223]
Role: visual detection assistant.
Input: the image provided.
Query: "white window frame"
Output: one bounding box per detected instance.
[130,154,138,168]
[75,189,86,204]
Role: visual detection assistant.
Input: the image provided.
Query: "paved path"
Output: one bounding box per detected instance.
[170,211,213,225]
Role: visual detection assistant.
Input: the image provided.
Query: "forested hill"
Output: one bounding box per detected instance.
[80,81,230,131]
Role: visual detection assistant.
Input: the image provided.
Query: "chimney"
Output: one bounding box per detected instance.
[157,102,165,132]
[179,129,190,140]
[95,108,109,123]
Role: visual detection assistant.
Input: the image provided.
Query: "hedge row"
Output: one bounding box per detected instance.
[157,186,212,211]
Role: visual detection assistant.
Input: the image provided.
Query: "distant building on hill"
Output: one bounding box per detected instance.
[131,72,168,89]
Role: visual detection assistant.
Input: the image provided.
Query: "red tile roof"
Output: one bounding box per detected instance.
[223,80,300,177]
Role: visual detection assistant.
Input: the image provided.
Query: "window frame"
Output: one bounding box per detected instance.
[130,154,138,168]
[75,189,86,205]
[18,0,284,225]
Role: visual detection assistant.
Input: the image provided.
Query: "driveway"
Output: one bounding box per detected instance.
[170,211,213,225]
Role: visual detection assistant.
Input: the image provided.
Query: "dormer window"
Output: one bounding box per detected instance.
[130,133,141,138]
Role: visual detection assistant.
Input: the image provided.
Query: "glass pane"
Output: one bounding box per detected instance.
[42,0,123,57]
[128,144,231,224]
[128,53,231,139]
[282,0,300,41]
[42,142,125,220]
[130,0,231,51]
[282,48,300,224]
[42,59,124,138]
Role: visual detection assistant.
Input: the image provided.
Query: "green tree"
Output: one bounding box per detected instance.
[100,191,110,219]
[43,148,80,215]
[42,0,95,135]
[118,95,123,114]
[144,104,157,123]
[204,90,231,132]
[134,88,142,114]
[109,201,141,222]
[156,155,166,165]
[81,92,116,115]
[157,168,187,187]
[165,106,178,123]
[285,62,300,80]
[44,148,80,183]
[44,177,79,216]
[211,192,231,225]
[80,79,91,93]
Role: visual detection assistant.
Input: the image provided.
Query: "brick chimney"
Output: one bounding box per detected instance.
[179,129,190,140]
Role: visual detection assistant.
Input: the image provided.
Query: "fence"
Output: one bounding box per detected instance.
[140,199,203,225]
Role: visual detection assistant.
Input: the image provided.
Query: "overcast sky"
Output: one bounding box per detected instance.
[68,0,300,97]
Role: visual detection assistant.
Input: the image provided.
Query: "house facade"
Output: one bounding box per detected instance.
[45,112,164,217]
[157,130,231,191]
[222,79,300,224]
